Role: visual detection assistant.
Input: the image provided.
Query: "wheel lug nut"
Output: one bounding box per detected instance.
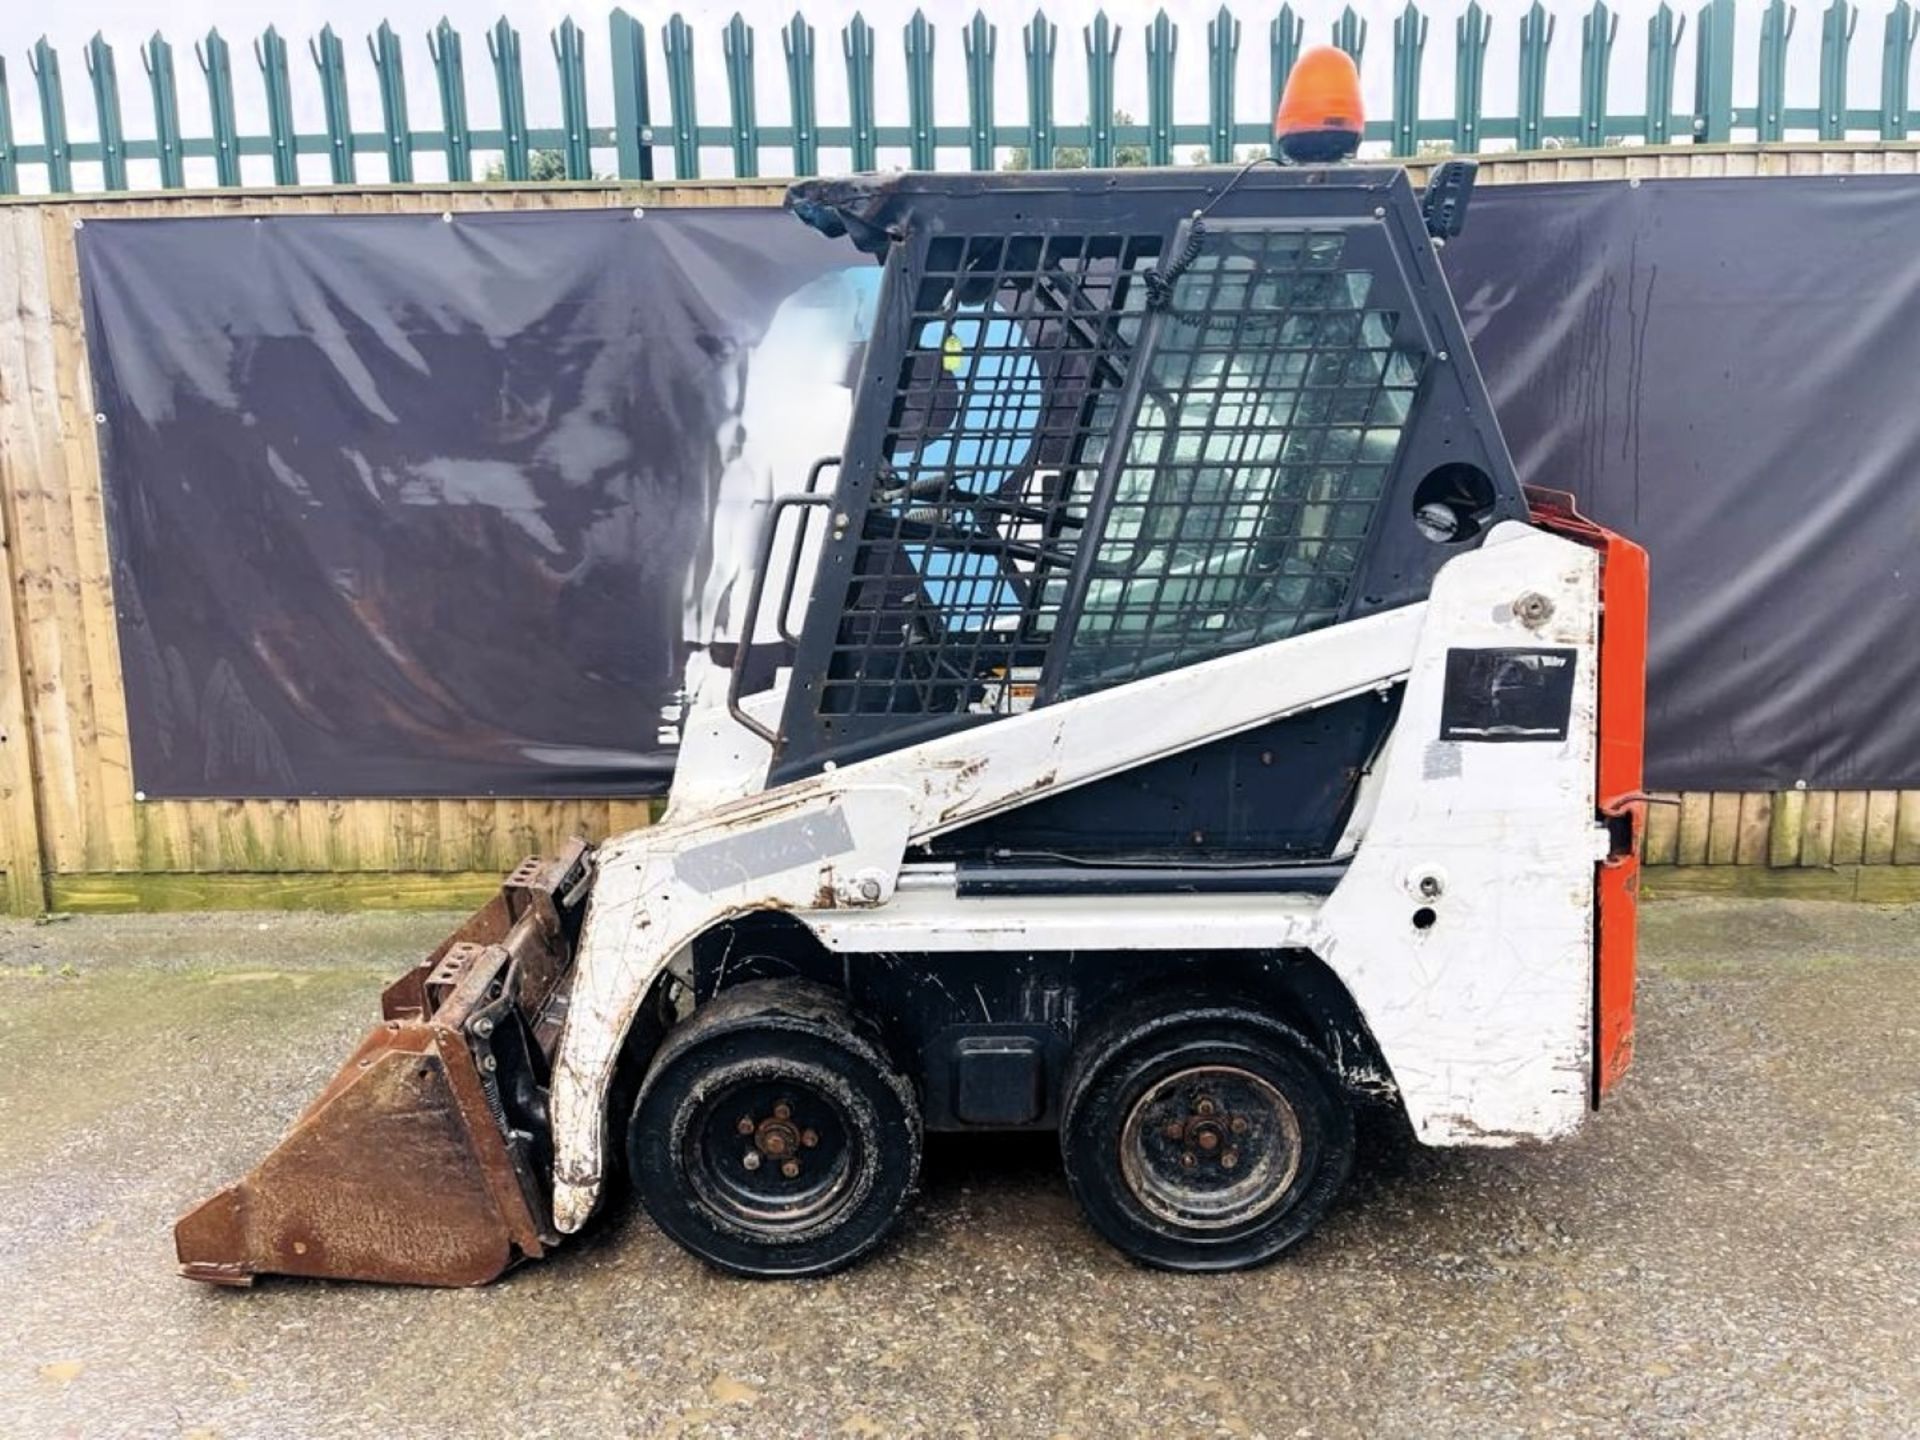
[742,1151,762,1171]
[736,1116,755,1135]
[1163,1121,1185,1140]
[1195,1097,1216,1116]
[1230,1116,1249,1135]
[1181,1151,1197,1169]
[773,1102,792,1121]
[801,1129,819,1148]
[1222,1149,1239,1170]
[780,1159,801,1179]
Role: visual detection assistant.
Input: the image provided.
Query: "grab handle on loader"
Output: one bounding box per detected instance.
[728,486,836,746]
[776,458,842,645]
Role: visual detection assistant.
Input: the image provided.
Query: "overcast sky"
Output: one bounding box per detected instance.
[1,0,1851,190]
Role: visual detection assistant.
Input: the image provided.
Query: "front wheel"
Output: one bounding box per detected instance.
[1060,1000,1354,1272]
[627,980,921,1278]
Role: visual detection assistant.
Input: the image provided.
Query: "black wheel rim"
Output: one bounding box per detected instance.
[683,1076,859,1235]
[1118,1063,1303,1231]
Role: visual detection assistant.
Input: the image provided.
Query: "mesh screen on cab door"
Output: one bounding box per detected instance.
[818,223,1420,718]
[1062,225,1421,695]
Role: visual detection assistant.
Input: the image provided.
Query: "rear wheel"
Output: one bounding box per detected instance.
[627,980,921,1278]
[1060,999,1354,1272]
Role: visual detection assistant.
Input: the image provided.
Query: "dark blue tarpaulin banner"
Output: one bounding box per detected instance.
[76,177,1920,796]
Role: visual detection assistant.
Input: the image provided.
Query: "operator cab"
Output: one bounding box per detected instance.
[744,159,1517,870]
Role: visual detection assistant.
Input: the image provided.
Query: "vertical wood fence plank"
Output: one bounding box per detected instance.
[132,798,174,873]
[1674,791,1712,866]
[3,210,103,875]
[1893,791,1920,864]
[186,798,223,871]
[389,797,434,871]
[40,207,139,872]
[606,798,654,837]
[161,800,196,872]
[1768,787,1806,867]
[1641,791,1679,864]
[478,798,515,858]
[1733,791,1773,866]
[1830,789,1868,865]
[427,798,460,871]
[0,223,49,911]
[1705,790,1741,864]
[1799,787,1837,866]
[215,799,266,870]
[1862,789,1899,864]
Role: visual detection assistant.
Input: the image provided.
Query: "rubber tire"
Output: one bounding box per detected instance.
[1060,999,1354,1272]
[628,980,921,1278]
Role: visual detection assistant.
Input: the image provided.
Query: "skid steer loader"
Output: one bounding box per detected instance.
[176,104,1646,1286]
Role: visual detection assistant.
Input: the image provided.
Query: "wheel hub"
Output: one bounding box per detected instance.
[1120,1064,1302,1230]
[735,1100,823,1178]
[688,1078,855,1232]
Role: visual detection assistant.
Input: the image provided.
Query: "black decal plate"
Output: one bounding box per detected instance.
[1440,647,1576,743]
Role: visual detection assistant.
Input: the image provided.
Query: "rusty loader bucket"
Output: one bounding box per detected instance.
[175,843,594,1286]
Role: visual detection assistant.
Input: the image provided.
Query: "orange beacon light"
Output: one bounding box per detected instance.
[1274,45,1365,164]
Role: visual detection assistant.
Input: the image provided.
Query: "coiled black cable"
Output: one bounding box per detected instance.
[1142,153,1286,311]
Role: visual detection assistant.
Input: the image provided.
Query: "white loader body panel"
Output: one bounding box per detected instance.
[550,523,1602,1232]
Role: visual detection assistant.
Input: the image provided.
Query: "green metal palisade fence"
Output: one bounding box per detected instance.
[0,0,1917,193]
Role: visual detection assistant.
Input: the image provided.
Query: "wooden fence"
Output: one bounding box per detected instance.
[1,147,1917,915]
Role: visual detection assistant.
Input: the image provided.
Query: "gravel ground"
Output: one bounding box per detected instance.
[0,897,1914,1439]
